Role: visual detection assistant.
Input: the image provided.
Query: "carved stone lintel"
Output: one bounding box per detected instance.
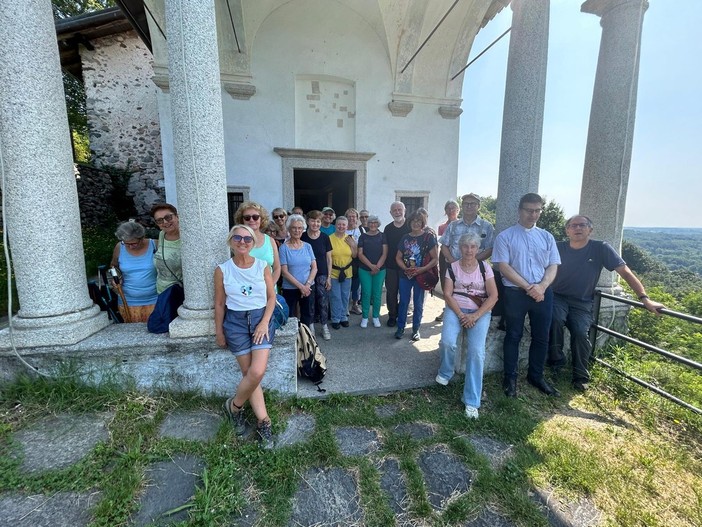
[223,82,256,100]
[388,100,413,117]
[152,74,169,91]
[438,105,463,119]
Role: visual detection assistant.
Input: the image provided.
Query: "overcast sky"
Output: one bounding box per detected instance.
[458,0,702,228]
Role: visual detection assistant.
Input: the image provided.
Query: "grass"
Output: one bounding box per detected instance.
[1,370,700,527]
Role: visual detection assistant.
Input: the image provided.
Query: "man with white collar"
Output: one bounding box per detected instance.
[492,193,561,398]
[548,215,664,391]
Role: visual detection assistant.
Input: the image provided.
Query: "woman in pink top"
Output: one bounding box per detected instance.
[435,232,498,420]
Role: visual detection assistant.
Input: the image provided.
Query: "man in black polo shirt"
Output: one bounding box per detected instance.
[548,215,664,391]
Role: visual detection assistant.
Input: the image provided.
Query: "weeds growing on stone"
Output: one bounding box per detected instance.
[0,372,700,526]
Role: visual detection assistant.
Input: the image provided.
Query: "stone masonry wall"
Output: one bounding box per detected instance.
[81,30,164,221]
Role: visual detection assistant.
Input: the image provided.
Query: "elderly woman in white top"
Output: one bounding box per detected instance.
[215,224,277,449]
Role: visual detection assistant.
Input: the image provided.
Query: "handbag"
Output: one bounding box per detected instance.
[416,265,439,291]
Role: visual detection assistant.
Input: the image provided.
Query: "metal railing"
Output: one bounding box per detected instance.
[591,291,702,415]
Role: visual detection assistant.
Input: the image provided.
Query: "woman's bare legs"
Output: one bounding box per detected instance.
[232,347,271,423]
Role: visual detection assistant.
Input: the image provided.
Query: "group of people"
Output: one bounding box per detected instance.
[109,191,662,446]
[435,192,663,420]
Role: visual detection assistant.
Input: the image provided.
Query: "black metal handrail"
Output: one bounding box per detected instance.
[591,290,702,416]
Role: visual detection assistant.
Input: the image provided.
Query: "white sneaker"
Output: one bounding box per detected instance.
[321,324,331,340]
[360,318,368,328]
[308,323,315,334]
[372,318,381,328]
[435,374,449,386]
[465,405,479,419]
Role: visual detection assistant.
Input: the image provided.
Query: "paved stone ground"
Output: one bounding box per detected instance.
[0,407,602,526]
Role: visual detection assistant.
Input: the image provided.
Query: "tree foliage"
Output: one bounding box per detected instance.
[52,0,114,19]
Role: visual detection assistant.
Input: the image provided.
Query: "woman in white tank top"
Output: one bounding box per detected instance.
[214,224,277,449]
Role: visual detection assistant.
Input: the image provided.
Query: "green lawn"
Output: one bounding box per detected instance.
[1,370,700,526]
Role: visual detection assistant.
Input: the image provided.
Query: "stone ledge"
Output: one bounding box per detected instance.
[0,319,299,397]
[388,100,413,117]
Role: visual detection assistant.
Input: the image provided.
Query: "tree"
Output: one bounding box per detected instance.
[52,0,114,19]
[538,198,567,240]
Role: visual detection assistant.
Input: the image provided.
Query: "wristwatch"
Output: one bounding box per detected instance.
[638,294,649,300]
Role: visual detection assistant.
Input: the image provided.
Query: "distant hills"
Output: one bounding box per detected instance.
[624,227,702,276]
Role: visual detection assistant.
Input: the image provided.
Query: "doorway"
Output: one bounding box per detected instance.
[294,169,355,213]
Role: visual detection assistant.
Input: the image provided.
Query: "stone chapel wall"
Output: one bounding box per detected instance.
[81,30,164,221]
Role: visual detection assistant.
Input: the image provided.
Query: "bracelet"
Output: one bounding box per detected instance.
[638,294,649,300]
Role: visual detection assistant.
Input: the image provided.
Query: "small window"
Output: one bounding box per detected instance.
[227,192,244,228]
[396,192,429,217]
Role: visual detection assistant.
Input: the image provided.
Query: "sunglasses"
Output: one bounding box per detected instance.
[154,213,175,225]
[231,234,254,243]
[243,214,261,221]
[273,214,286,220]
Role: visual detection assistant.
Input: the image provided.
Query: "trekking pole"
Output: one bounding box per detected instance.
[113,283,132,323]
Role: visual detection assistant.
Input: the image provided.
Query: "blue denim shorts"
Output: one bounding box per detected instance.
[222,307,275,356]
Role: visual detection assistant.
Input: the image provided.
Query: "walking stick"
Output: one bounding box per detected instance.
[114,283,132,323]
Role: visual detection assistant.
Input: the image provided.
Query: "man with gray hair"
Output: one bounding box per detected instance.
[440,193,494,265]
[548,214,664,391]
[384,201,411,326]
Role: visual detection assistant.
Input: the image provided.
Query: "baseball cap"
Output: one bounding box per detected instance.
[461,193,481,202]
[322,207,335,214]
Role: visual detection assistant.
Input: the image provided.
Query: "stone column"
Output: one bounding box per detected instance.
[165,0,230,337]
[0,0,109,348]
[580,0,648,289]
[495,0,550,232]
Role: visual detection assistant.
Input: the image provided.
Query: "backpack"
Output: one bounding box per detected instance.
[273,294,289,330]
[296,323,327,392]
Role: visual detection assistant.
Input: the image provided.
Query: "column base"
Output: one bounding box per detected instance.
[0,305,110,349]
[168,306,216,338]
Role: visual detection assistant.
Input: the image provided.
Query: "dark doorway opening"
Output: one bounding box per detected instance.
[294,169,355,213]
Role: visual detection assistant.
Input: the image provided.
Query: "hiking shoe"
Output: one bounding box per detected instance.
[465,405,479,419]
[340,320,349,327]
[350,302,362,315]
[257,420,274,450]
[394,328,404,339]
[223,397,247,436]
[331,322,341,329]
[411,331,421,342]
[372,318,381,328]
[360,318,368,328]
[387,317,397,327]
[321,325,331,340]
[573,381,589,392]
[435,374,449,386]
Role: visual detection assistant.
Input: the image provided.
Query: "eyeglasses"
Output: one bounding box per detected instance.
[273,214,286,220]
[242,214,261,221]
[568,222,590,229]
[121,238,143,247]
[154,213,175,225]
[231,234,254,243]
[462,202,479,207]
[521,207,542,214]
[359,215,369,219]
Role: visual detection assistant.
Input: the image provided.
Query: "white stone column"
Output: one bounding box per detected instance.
[165,0,230,337]
[0,0,109,348]
[580,0,648,288]
[495,0,550,233]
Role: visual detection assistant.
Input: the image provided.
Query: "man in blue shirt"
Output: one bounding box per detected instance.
[549,215,664,391]
[492,193,561,397]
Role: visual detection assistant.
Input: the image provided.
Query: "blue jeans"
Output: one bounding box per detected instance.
[330,277,351,323]
[548,293,594,382]
[438,307,491,407]
[502,286,553,381]
[397,276,425,331]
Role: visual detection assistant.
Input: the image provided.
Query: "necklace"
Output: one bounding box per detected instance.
[459,260,478,273]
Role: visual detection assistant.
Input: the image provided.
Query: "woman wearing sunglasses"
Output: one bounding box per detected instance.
[109,221,158,322]
[269,207,289,247]
[233,202,281,285]
[215,224,277,449]
[147,203,185,333]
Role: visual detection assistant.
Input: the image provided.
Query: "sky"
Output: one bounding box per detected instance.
[458,0,702,228]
